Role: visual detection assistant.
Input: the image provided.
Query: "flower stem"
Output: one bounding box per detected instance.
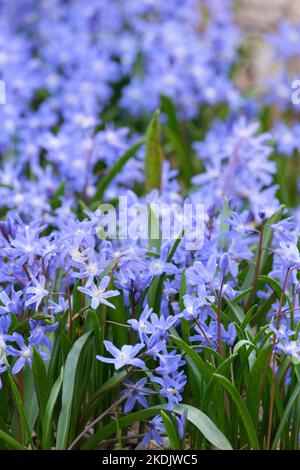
[217,276,225,355]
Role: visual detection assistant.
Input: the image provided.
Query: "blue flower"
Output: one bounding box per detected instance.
[152,372,186,410]
[182,295,202,321]
[176,413,187,440]
[48,297,69,315]
[120,378,153,413]
[28,320,58,350]
[128,305,155,341]
[148,258,177,277]
[221,323,237,347]
[0,287,23,316]
[183,286,215,321]
[0,365,7,390]
[186,254,217,286]
[219,253,230,275]
[155,352,185,376]
[0,315,12,356]
[9,221,46,264]
[7,333,50,375]
[144,334,166,358]
[189,322,217,349]
[190,321,237,349]
[278,340,300,362]
[78,276,120,309]
[25,276,49,311]
[140,416,165,448]
[96,341,145,370]
[270,218,295,243]
[275,242,300,269]
[226,211,252,236]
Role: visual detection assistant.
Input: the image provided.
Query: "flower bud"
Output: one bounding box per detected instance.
[220,253,230,275]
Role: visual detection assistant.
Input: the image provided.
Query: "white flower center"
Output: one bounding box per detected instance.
[35,287,45,296]
[167,387,177,395]
[87,263,97,274]
[151,261,163,272]
[22,347,32,358]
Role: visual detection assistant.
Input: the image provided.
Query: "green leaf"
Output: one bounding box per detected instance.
[82,406,165,449]
[241,304,258,330]
[7,372,34,448]
[161,95,193,185]
[225,298,253,334]
[55,331,93,449]
[174,404,232,450]
[242,206,284,290]
[42,367,63,449]
[160,410,181,450]
[258,275,293,310]
[160,95,180,133]
[100,254,122,279]
[219,198,230,250]
[0,183,14,190]
[145,110,163,193]
[202,353,238,410]
[171,335,211,382]
[72,280,83,316]
[82,370,128,424]
[93,138,145,204]
[213,374,260,449]
[50,181,65,209]
[233,288,252,303]
[32,347,48,421]
[147,201,161,252]
[83,403,231,450]
[271,379,300,449]
[247,345,272,430]
[0,429,28,450]
[108,297,129,349]
[23,366,39,437]
[233,340,257,355]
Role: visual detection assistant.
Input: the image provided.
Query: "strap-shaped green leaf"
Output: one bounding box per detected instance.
[214,373,260,449]
[42,367,63,449]
[145,110,163,193]
[55,331,92,449]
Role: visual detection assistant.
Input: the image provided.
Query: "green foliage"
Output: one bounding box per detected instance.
[145,110,163,193]
[93,138,145,206]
